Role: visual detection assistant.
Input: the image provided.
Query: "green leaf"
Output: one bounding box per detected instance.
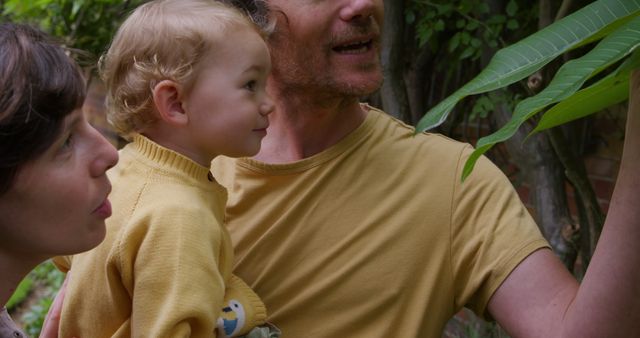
[479,3,490,14]
[405,10,416,25]
[449,32,461,52]
[460,15,640,181]
[6,277,33,310]
[71,0,85,19]
[416,0,640,134]
[532,51,640,133]
[578,9,640,48]
[460,46,475,60]
[507,19,519,30]
[470,95,494,120]
[487,14,506,25]
[506,0,518,17]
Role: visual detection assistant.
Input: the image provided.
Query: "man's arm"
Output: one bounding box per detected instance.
[488,70,640,337]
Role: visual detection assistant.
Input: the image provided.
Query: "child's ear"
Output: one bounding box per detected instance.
[152,80,188,125]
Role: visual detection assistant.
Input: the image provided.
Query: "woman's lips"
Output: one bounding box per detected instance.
[93,199,112,218]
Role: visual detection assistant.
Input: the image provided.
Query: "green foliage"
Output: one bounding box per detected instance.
[407,0,533,62]
[22,297,55,337]
[405,0,538,129]
[7,261,65,337]
[462,16,640,179]
[470,91,519,122]
[416,0,640,181]
[6,277,33,310]
[534,51,640,133]
[2,0,144,66]
[31,260,65,289]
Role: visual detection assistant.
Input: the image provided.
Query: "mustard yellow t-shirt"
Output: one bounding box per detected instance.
[212,105,549,337]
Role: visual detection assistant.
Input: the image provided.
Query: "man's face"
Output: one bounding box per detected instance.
[267,0,384,98]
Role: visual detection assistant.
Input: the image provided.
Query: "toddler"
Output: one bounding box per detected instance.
[54,1,278,337]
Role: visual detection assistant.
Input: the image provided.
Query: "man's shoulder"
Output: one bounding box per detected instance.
[367,106,472,159]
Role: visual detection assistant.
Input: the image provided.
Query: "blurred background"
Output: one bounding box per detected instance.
[2,1,627,336]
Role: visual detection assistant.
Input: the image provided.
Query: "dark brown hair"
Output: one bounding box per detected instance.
[0,23,86,194]
[222,0,273,31]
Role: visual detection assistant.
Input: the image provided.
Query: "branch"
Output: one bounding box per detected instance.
[547,127,604,265]
[555,0,574,22]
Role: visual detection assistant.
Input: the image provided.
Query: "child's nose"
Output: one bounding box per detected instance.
[260,95,275,116]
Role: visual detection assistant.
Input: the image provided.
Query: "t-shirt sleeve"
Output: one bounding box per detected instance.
[117,206,226,338]
[450,145,550,319]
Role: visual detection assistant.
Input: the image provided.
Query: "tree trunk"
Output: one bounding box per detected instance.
[485,0,579,270]
[405,44,433,125]
[547,127,604,270]
[493,106,579,270]
[380,0,411,123]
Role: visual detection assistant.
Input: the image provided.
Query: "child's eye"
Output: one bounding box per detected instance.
[244,80,256,92]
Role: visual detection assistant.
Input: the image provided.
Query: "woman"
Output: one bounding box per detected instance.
[0,23,118,337]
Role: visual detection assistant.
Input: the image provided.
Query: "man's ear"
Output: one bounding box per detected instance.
[152,80,188,125]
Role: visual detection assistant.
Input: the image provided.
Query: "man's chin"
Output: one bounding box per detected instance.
[342,77,383,98]
[280,71,383,99]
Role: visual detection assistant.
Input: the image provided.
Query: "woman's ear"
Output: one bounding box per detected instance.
[152,80,188,126]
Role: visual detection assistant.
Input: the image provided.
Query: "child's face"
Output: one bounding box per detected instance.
[183,27,273,160]
[0,109,118,259]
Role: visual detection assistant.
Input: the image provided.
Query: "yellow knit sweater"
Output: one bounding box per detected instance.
[55,135,266,338]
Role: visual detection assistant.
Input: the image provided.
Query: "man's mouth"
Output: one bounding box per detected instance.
[333,39,373,54]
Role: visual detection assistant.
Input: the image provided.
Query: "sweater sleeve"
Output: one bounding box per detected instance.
[118,204,226,338]
[218,274,267,336]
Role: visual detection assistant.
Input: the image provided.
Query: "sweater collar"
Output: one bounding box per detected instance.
[130,134,213,183]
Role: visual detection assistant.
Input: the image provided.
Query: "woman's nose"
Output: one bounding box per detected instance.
[89,126,119,177]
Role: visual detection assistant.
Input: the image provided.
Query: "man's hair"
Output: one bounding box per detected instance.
[100,0,262,137]
[0,23,86,195]
[222,0,272,31]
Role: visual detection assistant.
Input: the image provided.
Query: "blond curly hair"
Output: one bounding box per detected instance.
[100,0,266,137]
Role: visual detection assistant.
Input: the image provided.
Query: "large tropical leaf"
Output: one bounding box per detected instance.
[459,16,640,180]
[578,9,640,48]
[415,0,640,133]
[532,50,640,133]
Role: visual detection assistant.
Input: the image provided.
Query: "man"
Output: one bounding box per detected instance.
[213,0,640,337]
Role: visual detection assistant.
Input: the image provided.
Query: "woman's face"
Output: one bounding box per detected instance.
[0,108,118,260]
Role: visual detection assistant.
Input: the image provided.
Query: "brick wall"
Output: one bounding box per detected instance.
[514,110,624,218]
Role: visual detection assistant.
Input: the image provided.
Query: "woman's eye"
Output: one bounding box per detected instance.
[244,80,256,92]
[62,132,75,150]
